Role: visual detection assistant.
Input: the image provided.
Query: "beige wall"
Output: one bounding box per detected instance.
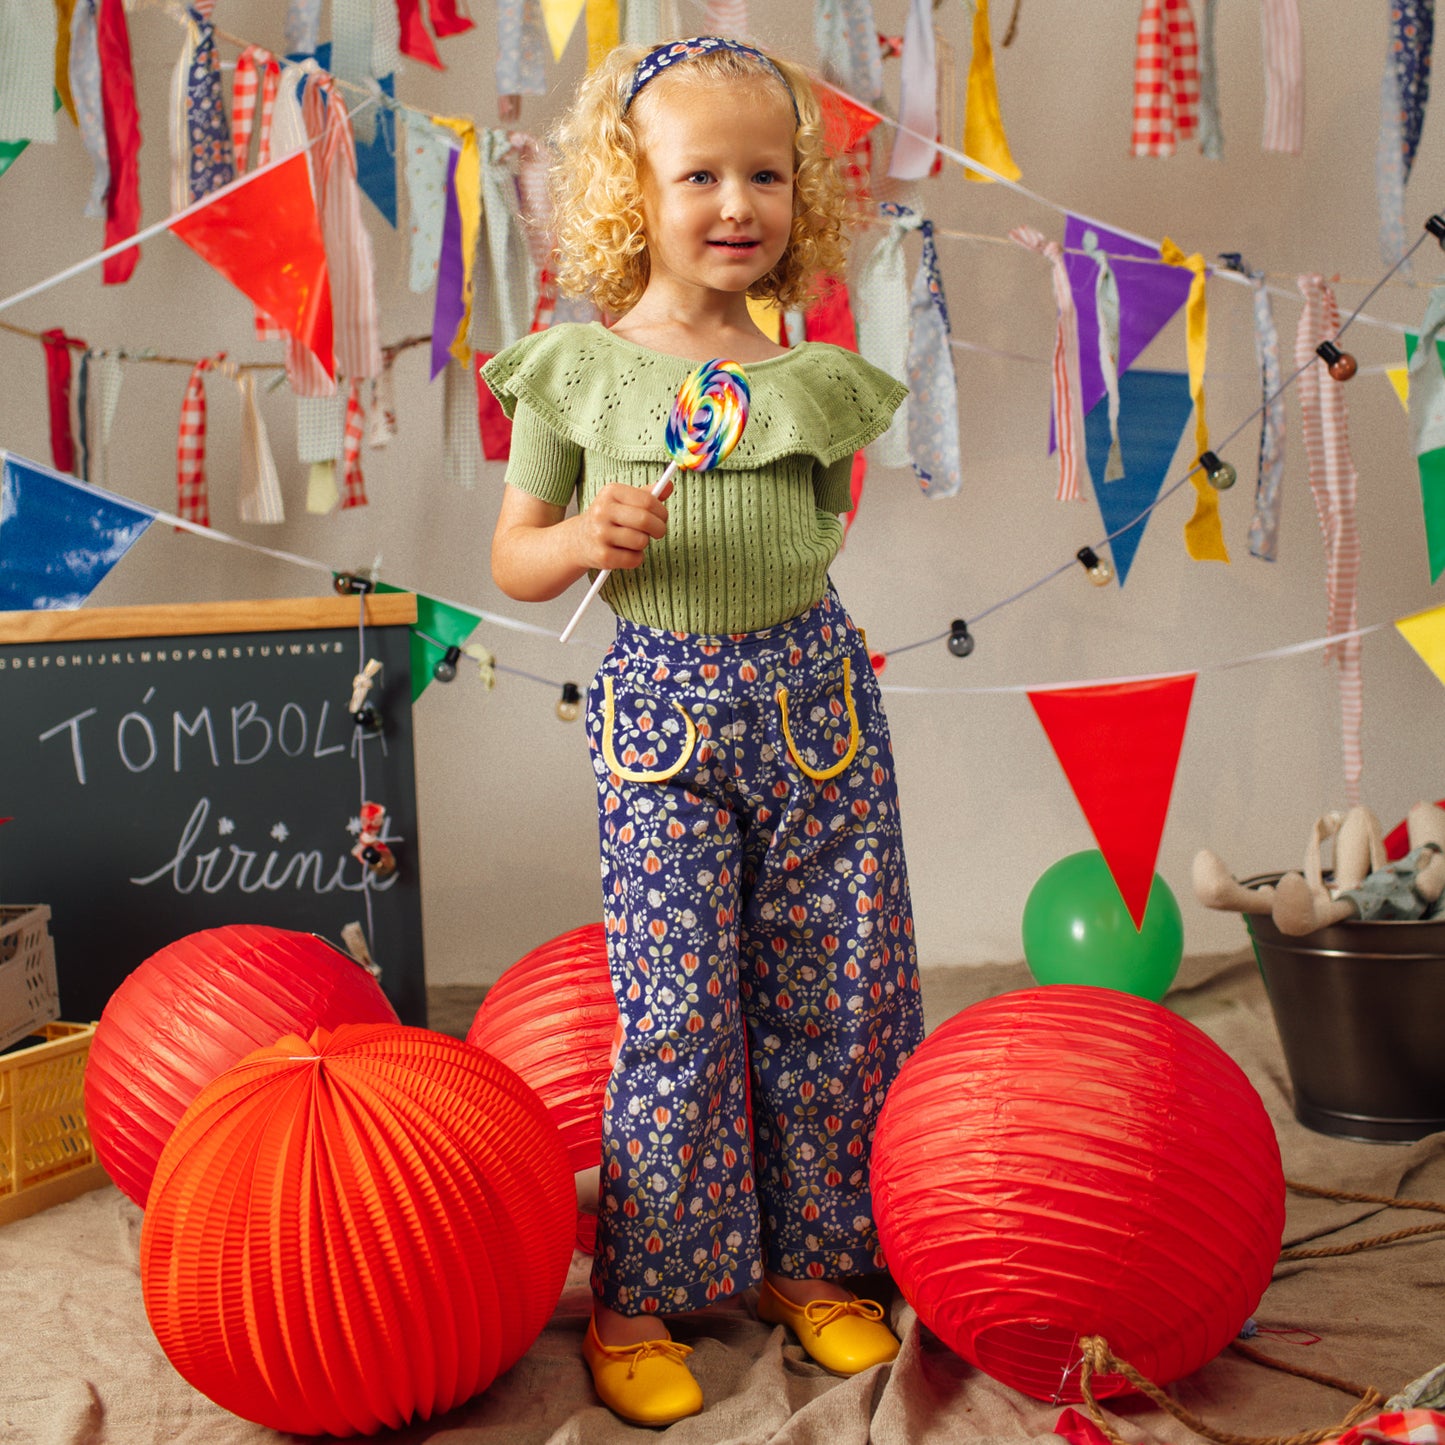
[2,1,1442,988]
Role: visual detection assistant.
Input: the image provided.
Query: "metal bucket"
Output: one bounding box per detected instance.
[1242,874,1445,1143]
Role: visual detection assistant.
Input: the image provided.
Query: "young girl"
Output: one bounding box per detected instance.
[484,36,925,1428]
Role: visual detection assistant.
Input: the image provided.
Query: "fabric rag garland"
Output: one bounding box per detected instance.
[405,117,452,293]
[1009,226,1084,501]
[905,216,961,499]
[397,0,475,69]
[341,378,368,508]
[431,116,482,373]
[1295,274,1364,805]
[496,0,549,97]
[0,2,58,146]
[97,0,142,284]
[41,330,81,476]
[1196,0,1222,158]
[815,0,884,108]
[1376,0,1434,268]
[963,0,1021,182]
[177,357,222,528]
[471,129,539,356]
[1131,0,1200,157]
[68,0,109,218]
[284,0,323,57]
[183,5,234,202]
[854,205,921,470]
[1260,0,1303,153]
[1220,253,1286,561]
[889,0,938,178]
[231,46,285,338]
[236,372,285,525]
[89,350,124,486]
[443,358,484,489]
[1081,230,1125,484]
[703,0,748,37]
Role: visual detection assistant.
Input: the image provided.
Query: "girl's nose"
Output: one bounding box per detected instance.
[719,179,753,221]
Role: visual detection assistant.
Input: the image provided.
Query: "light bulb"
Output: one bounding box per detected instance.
[556,682,582,722]
[1315,340,1357,382]
[1199,450,1237,491]
[946,619,975,658]
[433,645,461,682]
[1076,546,1114,587]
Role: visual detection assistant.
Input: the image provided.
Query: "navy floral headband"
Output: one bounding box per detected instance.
[623,36,801,125]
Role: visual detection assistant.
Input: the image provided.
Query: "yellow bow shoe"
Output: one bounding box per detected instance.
[756,1279,901,1375]
[583,1316,703,1428]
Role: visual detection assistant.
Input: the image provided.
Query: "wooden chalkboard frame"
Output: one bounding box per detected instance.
[0,594,427,1026]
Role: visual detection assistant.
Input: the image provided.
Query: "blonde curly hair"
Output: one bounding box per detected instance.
[548,42,851,316]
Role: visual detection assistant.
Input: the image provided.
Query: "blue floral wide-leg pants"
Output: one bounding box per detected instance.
[586,588,925,1316]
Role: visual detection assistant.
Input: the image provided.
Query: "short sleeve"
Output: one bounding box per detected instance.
[503,401,583,507]
[814,454,856,514]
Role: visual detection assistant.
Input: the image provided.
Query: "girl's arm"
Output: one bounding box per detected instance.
[491,482,671,602]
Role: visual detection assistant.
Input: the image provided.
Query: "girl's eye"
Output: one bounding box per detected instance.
[753,171,780,185]
[686,171,713,184]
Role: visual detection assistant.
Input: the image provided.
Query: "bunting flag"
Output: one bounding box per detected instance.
[236,372,285,524]
[1296,274,1364,805]
[1130,0,1199,157]
[1388,365,1411,411]
[1161,237,1227,563]
[1376,4,1434,269]
[231,45,286,338]
[804,274,869,530]
[97,0,142,284]
[375,582,484,702]
[1404,323,1445,583]
[471,128,538,357]
[540,0,586,61]
[1260,0,1304,153]
[889,0,939,178]
[496,0,549,98]
[169,151,335,378]
[304,44,399,226]
[1027,673,1197,930]
[1010,226,1084,501]
[431,144,467,379]
[904,217,961,499]
[854,204,921,469]
[68,5,108,216]
[0,451,155,610]
[963,0,1021,182]
[1084,369,1194,586]
[586,0,619,68]
[1396,602,1445,688]
[40,330,81,475]
[1063,216,1194,422]
[817,85,883,158]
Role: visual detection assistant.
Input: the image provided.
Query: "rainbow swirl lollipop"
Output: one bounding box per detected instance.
[559,357,752,643]
[664,358,751,471]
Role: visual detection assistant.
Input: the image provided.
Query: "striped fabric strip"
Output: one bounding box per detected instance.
[704,0,749,36]
[68,0,109,218]
[301,65,382,383]
[237,371,285,524]
[1130,0,1199,157]
[340,378,368,508]
[176,357,217,528]
[1010,226,1084,501]
[1260,0,1303,154]
[167,19,195,213]
[1295,274,1364,804]
[514,136,552,270]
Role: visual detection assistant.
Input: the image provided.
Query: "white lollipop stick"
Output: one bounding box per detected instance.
[558,461,678,644]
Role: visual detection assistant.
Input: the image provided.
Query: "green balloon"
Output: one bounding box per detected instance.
[1021,849,1184,1001]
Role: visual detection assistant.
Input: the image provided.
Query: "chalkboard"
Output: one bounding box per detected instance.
[0,596,427,1026]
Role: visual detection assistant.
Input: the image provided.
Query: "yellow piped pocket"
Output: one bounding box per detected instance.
[601,675,697,783]
[777,656,861,782]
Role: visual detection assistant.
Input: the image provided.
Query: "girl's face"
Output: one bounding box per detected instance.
[634,75,796,308]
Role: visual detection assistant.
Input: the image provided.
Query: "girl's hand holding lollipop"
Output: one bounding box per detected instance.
[558,358,751,643]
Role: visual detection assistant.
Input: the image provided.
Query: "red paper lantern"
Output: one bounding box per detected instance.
[85,925,398,1207]
[140,1022,575,1437]
[467,923,617,1251]
[872,986,1284,1403]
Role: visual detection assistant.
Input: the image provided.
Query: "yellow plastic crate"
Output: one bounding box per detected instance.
[0,1022,110,1227]
[0,905,60,1053]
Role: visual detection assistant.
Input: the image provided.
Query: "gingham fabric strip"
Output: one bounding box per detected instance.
[97,0,142,285]
[185,6,234,201]
[622,0,662,46]
[340,377,368,508]
[91,350,123,485]
[0,1,58,144]
[68,0,109,218]
[855,203,921,469]
[1197,0,1222,159]
[1295,273,1364,804]
[1260,0,1303,153]
[368,351,398,447]
[1131,0,1199,157]
[889,0,938,178]
[964,0,1021,183]
[332,0,377,143]
[471,127,538,355]
[41,330,78,475]
[496,0,548,96]
[76,350,92,481]
[906,218,961,498]
[237,371,285,524]
[297,390,344,463]
[1406,286,1445,457]
[1162,236,1227,562]
[176,357,216,527]
[306,460,340,513]
[284,0,323,57]
[586,0,619,70]
[1336,1405,1445,1442]
[1224,256,1287,561]
[1010,226,1084,501]
[302,66,382,382]
[406,116,451,293]
[703,0,748,36]
[1081,230,1124,483]
[372,0,402,77]
[442,357,483,489]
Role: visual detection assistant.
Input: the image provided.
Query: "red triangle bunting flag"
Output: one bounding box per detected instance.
[169,152,334,379]
[1027,673,1196,929]
[818,85,883,157]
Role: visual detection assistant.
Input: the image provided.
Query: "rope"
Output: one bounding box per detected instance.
[1280,1179,1445,1259]
[1279,1221,1445,1260]
[1078,1336,1386,1445]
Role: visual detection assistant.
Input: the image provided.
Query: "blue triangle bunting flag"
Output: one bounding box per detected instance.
[0,452,156,610]
[297,46,398,228]
[1083,369,1195,586]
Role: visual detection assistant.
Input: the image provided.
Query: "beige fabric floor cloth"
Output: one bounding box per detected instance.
[3,950,1444,1445]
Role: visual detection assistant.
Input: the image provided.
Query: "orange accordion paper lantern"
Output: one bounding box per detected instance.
[140,1022,575,1438]
[85,924,398,1207]
[872,986,1285,1403]
[467,922,617,1251]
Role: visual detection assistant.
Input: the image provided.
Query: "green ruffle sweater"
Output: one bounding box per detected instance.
[481,323,907,634]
